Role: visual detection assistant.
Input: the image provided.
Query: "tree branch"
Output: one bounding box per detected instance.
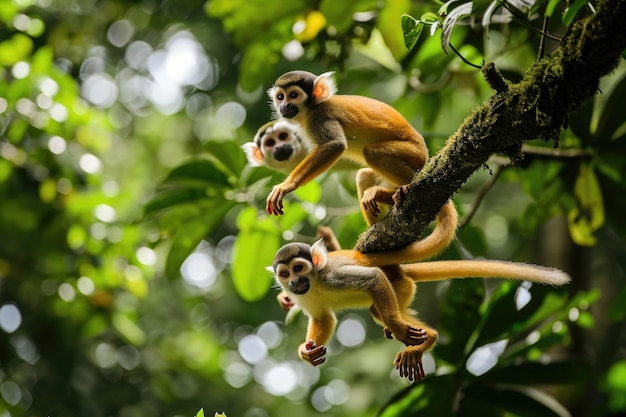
[355,0,626,253]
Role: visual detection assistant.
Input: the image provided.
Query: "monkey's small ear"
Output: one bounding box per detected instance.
[310,239,328,269]
[241,142,265,166]
[265,266,275,274]
[312,71,337,103]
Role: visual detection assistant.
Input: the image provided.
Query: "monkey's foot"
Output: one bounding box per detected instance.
[299,340,327,367]
[392,184,411,207]
[389,326,428,346]
[394,346,425,382]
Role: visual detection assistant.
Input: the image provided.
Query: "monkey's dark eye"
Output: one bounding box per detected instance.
[276,93,284,101]
[289,92,299,99]
[266,139,275,147]
[294,264,304,273]
[279,133,288,140]
[279,270,290,278]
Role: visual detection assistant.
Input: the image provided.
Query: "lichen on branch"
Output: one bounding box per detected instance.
[355,0,626,253]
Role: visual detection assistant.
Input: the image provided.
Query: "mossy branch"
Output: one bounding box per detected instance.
[355,0,626,253]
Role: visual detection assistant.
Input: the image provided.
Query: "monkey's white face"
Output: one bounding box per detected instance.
[259,125,300,163]
[275,257,315,295]
[271,85,309,119]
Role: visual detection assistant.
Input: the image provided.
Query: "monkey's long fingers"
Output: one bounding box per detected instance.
[392,185,411,207]
[394,348,425,382]
[301,341,327,366]
[266,186,285,215]
[277,292,295,311]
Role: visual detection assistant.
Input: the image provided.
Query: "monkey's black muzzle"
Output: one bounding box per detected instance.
[273,145,294,161]
[280,104,299,119]
[289,277,310,295]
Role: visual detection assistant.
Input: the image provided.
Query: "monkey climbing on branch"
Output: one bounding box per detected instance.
[265,70,456,234]
[271,215,570,381]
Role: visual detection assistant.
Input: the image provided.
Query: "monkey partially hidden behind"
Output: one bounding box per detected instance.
[264,69,456,235]
[271,207,570,381]
[242,119,311,173]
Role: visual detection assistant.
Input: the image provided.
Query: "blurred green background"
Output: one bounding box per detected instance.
[1,0,625,416]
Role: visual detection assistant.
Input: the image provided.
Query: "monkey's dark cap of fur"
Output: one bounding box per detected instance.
[276,70,315,92]
[273,242,312,271]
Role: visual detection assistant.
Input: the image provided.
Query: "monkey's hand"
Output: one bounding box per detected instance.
[392,185,411,208]
[299,340,327,366]
[394,346,426,382]
[267,181,296,215]
[277,291,295,311]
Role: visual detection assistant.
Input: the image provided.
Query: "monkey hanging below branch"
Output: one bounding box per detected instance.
[271,220,570,382]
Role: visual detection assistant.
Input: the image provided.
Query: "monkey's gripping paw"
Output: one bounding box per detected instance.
[392,184,411,208]
[299,340,327,366]
[266,185,286,215]
[277,291,295,311]
[394,347,426,382]
[360,188,382,217]
[391,326,428,346]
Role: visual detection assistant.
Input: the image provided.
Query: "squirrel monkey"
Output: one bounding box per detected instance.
[266,70,451,227]
[272,207,570,381]
[242,120,310,173]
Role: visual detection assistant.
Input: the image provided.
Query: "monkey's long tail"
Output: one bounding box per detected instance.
[363,200,458,266]
[401,259,571,286]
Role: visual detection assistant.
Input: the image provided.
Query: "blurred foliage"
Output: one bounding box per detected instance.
[0,0,625,417]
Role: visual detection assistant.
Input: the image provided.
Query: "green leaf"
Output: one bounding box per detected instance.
[379,374,457,417]
[562,0,590,26]
[205,140,247,178]
[144,188,217,216]
[293,179,322,204]
[480,358,592,385]
[546,0,561,17]
[594,73,626,144]
[231,207,281,302]
[461,385,571,417]
[567,163,604,246]
[401,14,423,50]
[164,159,231,188]
[436,278,485,364]
[164,200,236,279]
[195,409,205,417]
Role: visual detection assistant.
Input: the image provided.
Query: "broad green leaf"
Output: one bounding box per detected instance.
[205,140,247,178]
[401,14,423,50]
[461,385,571,417]
[436,278,485,364]
[164,159,231,188]
[594,73,626,144]
[293,177,322,203]
[144,188,217,216]
[379,374,457,417]
[546,0,561,16]
[164,200,236,280]
[567,163,604,246]
[562,0,590,26]
[231,207,281,302]
[320,0,378,34]
[378,1,412,58]
[480,358,592,385]
[353,28,401,71]
[195,409,204,417]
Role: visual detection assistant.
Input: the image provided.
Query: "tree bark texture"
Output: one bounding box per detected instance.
[355,0,626,253]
